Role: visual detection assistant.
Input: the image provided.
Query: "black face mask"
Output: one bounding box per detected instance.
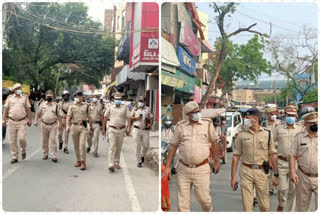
[214,124,219,127]
[63,96,69,101]
[47,97,53,102]
[310,124,318,133]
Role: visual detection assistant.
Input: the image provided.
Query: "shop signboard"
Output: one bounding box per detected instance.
[177,46,196,76]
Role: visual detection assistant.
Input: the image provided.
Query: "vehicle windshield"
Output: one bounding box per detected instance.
[226,116,232,127]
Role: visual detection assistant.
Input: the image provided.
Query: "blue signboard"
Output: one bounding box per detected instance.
[177,46,196,76]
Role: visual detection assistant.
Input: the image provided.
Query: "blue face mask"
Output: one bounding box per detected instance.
[114,100,121,105]
[286,116,296,125]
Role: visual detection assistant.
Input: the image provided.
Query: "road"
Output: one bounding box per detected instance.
[2,122,159,212]
[168,151,316,212]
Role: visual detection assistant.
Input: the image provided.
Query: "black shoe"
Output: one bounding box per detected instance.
[108,166,115,172]
[141,157,145,163]
[269,191,274,196]
[137,162,142,168]
[63,148,69,154]
[52,158,58,163]
[93,153,99,158]
[171,167,177,175]
[253,198,258,206]
[86,147,91,153]
[59,143,63,150]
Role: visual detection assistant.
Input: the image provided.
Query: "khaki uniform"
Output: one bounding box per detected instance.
[131,106,154,162]
[58,101,71,149]
[289,131,318,211]
[274,122,304,211]
[67,103,90,162]
[104,104,130,167]
[36,101,59,158]
[170,118,218,211]
[87,103,103,154]
[234,127,277,211]
[162,126,179,168]
[4,94,31,160]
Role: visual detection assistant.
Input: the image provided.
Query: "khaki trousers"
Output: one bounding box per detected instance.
[41,122,57,158]
[58,119,69,149]
[296,168,318,211]
[269,168,274,192]
[87,123,100,154]
[71,124,88,162]
[108,128,125,167]
[277,159,296,211]
[240,165,269,211]
[133,128,149,162]
[176,163,212,212]
[8,120,27,160]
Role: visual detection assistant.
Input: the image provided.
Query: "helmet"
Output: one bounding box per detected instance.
[301,106,316,117]
[163,115,173,122]
[62,90,70,95]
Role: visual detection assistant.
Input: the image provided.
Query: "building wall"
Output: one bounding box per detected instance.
[234,89,254,104]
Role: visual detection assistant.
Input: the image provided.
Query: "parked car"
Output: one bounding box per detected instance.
[224,111,243,152]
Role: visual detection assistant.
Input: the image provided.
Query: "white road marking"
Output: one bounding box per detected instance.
[120,154,142,212]
[3,148,41,180]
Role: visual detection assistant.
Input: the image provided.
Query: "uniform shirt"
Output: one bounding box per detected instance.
[59,101,71,118]
[261,119,281,136]
[67,102,89,123]
[170,118,218,165]
[289,130,318,174]
[274,122,305,158]
[89,103,103,122]
[104,104,130,127]
[161,126,174,142]
[234,127,277,165]
[4,94,31,120]
[36,101,59,124]
[131,106,154,129]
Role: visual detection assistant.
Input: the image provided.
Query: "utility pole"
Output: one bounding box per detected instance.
[286,77,289,106]
[273,80,277,105]
[2,3,8,33]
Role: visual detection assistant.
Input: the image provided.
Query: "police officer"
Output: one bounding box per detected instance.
[231,108,279,211]
[162,101,220,212]
[58,90,72,154]
[289,111,318,211]
[66,90,93,170]
[130,96,154,168]
[34,90,62,162]
[2,83,32,163]
[87,94,103,157]
[274,105,304,211]
[102,92,131,172]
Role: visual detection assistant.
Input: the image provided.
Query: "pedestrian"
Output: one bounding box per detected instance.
[2,90,9,141]
[66,90,93,170]
[261,107,281,196]
[102,92,131,172]
[2,83,32,163]
[34,98,39,113]
[289,111,318,212]
[231,108,279,211]
[130,96,154,168]
[274,105,304,212]
[58,90,72,154]
[34,90,62,162]
[162,101,220,212]
[86,93,103,157]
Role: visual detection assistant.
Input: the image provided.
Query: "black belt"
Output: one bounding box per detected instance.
[134,125,150,130]
[9,117,25,122]
[42,120,57,126]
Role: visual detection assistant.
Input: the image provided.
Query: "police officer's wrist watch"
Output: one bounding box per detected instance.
[274,173,279,177]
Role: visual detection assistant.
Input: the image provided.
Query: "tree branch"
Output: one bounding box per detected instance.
[227,23,269,38]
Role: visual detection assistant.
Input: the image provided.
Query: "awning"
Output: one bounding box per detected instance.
[161,37,180,68]
[116,65,145,86]
[201,40,215,53]
[104,81,116,94]
[161,70,196,94]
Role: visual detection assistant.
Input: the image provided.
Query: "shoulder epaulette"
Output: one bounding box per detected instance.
[176,119,187,126]
[201,118,213,123]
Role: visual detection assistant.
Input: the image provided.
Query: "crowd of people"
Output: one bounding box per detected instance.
[2,83,154,172]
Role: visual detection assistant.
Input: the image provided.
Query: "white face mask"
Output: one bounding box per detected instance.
[192,112,201,122]
[222,121,226,124]
[270,115,277,121]
[138,102,144,108]
[92,98,97,103]
[164,121,172,126]
[74,97,80,103]
[16,90,22,95]
[244,118,252,127]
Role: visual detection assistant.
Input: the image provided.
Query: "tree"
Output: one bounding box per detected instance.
[303,88,318,103]
[3,2,114,93]
[201,3,270,105]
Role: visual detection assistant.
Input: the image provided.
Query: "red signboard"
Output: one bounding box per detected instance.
[301,102,318,109]
[179,22,201,57]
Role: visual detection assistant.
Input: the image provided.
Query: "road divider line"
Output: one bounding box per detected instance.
[120,154,142,212]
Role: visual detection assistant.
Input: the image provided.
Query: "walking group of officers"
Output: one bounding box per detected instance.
[162,100,318,212]
[2,83,154,172]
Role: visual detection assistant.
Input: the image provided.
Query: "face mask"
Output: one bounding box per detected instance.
[286,116,296,125]
[214,123,219,127]
[192,112,201,122]
[244,118,252,127]
[74,97,80,103]
[47,97,53,102]
[271,115,277,121]
[115,100,121,105]
[164,121,172,126]
[16,90,22,95]
[310,124,318,133]
[138,102,144,108]
[222,121,226,124]
[63,96,69,101]
[92,98,97,103]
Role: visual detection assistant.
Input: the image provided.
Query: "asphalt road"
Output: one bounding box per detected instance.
[2,123,159,212]
[168,151,317,212]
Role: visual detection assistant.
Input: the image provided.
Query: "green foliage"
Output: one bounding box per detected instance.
[264,94,286,108]
[303,88,318,103]
[3,2,114,93]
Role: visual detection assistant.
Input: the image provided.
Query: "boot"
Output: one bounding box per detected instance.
[80,161,86,170]
[277,206,283,212]
[74,161,81,167]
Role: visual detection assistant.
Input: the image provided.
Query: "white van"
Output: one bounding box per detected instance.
[224,111,243,152]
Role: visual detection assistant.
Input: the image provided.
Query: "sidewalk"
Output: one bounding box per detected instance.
[145,130,159,173]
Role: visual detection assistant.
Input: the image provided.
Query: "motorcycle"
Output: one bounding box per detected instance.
[161,141,170,164]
